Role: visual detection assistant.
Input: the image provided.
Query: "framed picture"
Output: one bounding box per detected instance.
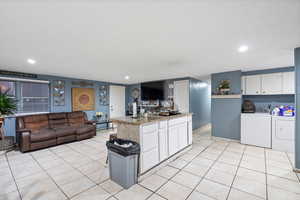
[72,88,95,111]
[53,80,65,106]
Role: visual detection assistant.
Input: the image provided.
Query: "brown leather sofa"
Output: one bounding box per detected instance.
[16,111,96,152]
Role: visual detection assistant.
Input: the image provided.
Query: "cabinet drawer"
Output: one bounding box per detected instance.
[159,120,168,129]
[187,115,192,122]
[142,130,158,152]
[169,116,188,127]
[141,148,159,172]
[142,123,158,133]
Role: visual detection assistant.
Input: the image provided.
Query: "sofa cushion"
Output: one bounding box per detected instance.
[54,127,76,137]
[23,115,49,131]
[48,113,68,128]
[30,128,57,142]
[76,125,95,135]
[67,111,86,127]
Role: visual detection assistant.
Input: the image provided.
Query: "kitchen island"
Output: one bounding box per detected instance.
[111,113,193,173]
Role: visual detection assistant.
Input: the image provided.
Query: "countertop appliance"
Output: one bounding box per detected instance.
[242,100,256,113]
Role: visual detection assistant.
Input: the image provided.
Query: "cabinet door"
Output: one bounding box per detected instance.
[188,117,193,145]
[168,126,178,156]
[241,76,246,95]
[141,148,159,172]
[245,75,261,95]
[261,73,282,94]
[178,123,188,150]
[282,72,295,94]
[158,128,169,161]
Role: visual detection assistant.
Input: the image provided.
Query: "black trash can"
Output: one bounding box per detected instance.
[106,138,140,189]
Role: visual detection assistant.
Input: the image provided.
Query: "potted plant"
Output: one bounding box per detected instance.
[218,80,231,95]
[0,89,17,117]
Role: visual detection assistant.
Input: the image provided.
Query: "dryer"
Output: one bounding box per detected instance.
[272,116,295,153]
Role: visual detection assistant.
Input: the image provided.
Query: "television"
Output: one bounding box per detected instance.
[141,81,165,100]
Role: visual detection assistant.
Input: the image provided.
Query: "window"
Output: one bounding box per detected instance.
[0,81,16,97]
[20,82,49,113]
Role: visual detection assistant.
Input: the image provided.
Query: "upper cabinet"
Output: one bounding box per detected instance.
[244,75,261,95]
[261,73,282,94]
[282,72,295,94]
[243,71,295,95]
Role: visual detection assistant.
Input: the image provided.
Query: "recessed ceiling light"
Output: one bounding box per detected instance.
[27,58,36,64]
[125,75,130,80]
[238,45,249,53]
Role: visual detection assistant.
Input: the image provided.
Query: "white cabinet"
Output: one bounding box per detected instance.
[187,116,193,145]
[141,123,159,172]
[178,123,188,150]
[158,122,169,161]
[245,75,261,95]
[244,72,294,95]
[168,125,178,156]
[174,80,189,112]
[282,71,295,94]
[168,118,189,156]
[141,148,159,171]
[139,115,191,173]
[241,76,246,95]
[261,73,282,94]
[272,116,295,152]
[241,114,271,148]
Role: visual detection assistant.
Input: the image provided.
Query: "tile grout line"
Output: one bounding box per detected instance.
[4,153,23,200]
[48,131,120,200]
[184,139,231,200]
[225,144,246,200]
[140,138,215,200]
[264,148,269,200]
[48,142,114,199]
[29,153,71,200]
[285,151,300,183]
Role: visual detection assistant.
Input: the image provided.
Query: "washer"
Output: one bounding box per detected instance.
[272,116,295,153]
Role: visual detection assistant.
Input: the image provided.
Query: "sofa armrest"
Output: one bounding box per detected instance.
[16,128,31,134]
[85,120,97,125]
[19,131,31,152]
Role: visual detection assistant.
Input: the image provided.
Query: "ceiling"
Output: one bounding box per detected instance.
[0,0,300,84]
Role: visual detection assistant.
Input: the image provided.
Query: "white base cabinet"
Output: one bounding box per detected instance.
[140,115,191,173]
[241,113,271,148]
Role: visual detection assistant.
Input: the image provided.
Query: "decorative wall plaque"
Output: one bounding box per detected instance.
[72,88,95,111]
[99,85,109,105]
[53,80,65,106]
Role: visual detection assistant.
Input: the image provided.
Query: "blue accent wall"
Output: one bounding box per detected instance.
[212,70,242,94]
[212,98,241,140]
[2,73,123,138]
[189,78,211,129]
[295,47,300,169]
[125,83,141,109]
[211,70,242,140]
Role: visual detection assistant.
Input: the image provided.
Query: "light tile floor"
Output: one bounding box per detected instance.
[0,128,300,200]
